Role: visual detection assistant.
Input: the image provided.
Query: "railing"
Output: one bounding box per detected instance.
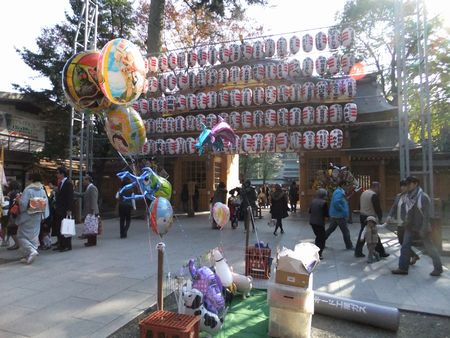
[0,133,45,153]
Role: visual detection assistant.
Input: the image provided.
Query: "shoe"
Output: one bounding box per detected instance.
[430,269,443,277]
[27,252,38,264]
[84,243,96,247]
[20,257,28,264]
[59,247,71,252]
[346,246,354,250]
[379,253,390,258]
[355,253,366,257]
[281,230,285,234]
[273,232,278,236]
[7,245,19,251]
[391,269,408,275]
[319,255,323,260]
[51,242,59,247]
[78,235,86,239]
[52,247,62,251]
[410,256,420,265]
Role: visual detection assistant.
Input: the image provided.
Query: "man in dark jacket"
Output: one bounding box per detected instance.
[53,167,74,252]
[270,184,289,236]
[309,188,329,259]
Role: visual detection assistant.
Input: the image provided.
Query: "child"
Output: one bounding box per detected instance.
[363,216,380,264]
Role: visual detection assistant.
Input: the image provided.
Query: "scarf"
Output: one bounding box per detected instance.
[405,186,423,213]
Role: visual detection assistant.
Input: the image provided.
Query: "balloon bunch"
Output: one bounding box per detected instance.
[195,117,236,155]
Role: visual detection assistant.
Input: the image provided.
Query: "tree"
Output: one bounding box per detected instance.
[239,153,282,183]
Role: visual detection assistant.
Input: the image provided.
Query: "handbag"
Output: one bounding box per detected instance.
[27,197,47,214]
[82,214,99,235]
[9,202,20,217]
[61,216,76,237]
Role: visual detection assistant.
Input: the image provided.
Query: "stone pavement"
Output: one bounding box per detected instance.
[0,210,448,338]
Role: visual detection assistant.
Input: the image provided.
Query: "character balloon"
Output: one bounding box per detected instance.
[212,203,230,230]
[149,197,173,236]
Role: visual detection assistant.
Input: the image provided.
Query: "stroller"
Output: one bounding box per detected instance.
[228,194,241,229]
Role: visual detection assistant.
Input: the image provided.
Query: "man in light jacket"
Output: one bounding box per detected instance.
[80,175,99,247]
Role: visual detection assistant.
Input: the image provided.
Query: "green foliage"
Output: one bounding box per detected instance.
[239,153,283,183]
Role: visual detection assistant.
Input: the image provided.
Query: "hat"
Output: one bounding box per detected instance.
[366,216,378,223]
[405,176,420,184]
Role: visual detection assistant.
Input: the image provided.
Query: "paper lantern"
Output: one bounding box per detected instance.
[158,54,168,71]
[187,50,198,67]
[148,56,158,72]
[206,113,217,128]
[328,28,341,49]
[132,100,140,113]
[139,98,149,115]
[225,135,240,154]
[206,68,218,87]
[289,59,302,77]
[330,129,344,149]
[315,105,329,124]
[290,84,302,102]
[290,35,301,55]
[148,77,158,93]
[264,38,276,57]
[197,48,208,66]
[188,71,196,89]
[208,46,218,65]
[219,112,229,123]
[168,52,177,70]
[177,94,187,111]
[303,131,315,150]
[276,37,288,57]
[218,89,230,108]
[263,133,276,152]
[341,53,355,74]
[253,41,264,59]
[327,55,340,75]
[302,106,315,125]
[242,42,253,60]
[253,87,265,105]
[252,63,265,81]
[240,65,253,82]
[175,116,186,132]
[230,89,242,107]
[265,62,277,80]
[195,114,206,131]
[177,73,189,90]
[277,85,290,103]
[289,107,302,126]
[344,103,358,122]
[265,109,277,127]
[252,133,264,153]
[156,139,167,155]
[166,95,176,112]
[157,97,167,114]
[186,137,197,154]
[185,115,196,131]
[241,111,253,128]
[218,67,229,84]
[290,131,302,150]
[341,78,357,99]
[315,80,329,101]
[166,117,175,133]
[302,57,314,76]
[277,62,289,79]
[329,104,343,123]
[229,66,240,83]
[167,73,177,91]
[158,75,168,92]
[218,44,230,63]
[176,137,186,154]
[196,92,208,109]
[177,51,186,69]
[276,132,289,151]
[145,118,156,134]
[301,82,315,102]
[241,134,254,153]
[341,27,355,48]
[315,31,328,51]
[141,140,151,155]
[148,139,156,155]
[241,88,253,106]
[151,98,158,114]
[187,93,197,110]
[155,117,166,134]
[230,111,241,129]
[315,56,327,76]
[253,110,265,128]
[207,91,218,109]
[196,69,207,88]
[302,34,313,52]
[277,108,289,126]
[316,129,329,149]
[229,44,241,63]
[329,80,341,100]
[265,86,277,104]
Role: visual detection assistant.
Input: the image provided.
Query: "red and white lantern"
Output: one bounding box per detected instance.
[253,110,265,128]
[290,35,301,55]
[148,56,158,73]
[241,111,253,129]
[303,131,315,150]
[141,140,151,155]
[344,103,358,122]
[253,87,265,105]
[290,84,302,102]
[315,80,329,101]
[218,44,231,64]
[177,95,187,111]
[229,111,241,129]
[315,56,327,76]
[175,116,186,132]
[264,38,276,57]
[168,52,178,70]
[186,93,197,110]
[158,75,168,92]
[195,114,206,131]
[240,65,253,82]
[265,62,277,80]
[265,109,277,127]
[167,73,177,91]
[290,131,302,150]
[253,133,264,153]
[289,59,302,77]
[315,105,329,124]
[277,85,290,103]
[328,28,341,50]
[176,137,186,154]
[186,137,197,154]
[316,129,329,149]
[151,98,158,114]
[277,108,289,126]
[177,73,189,90]
[185,115,196,131]
[241,134,254,153]
[242,42,253,60]
[330,129,344,149]
[219,112,229,124]
[241,88,252,106]
[157,97,167,114]
[166,117,175,133]
[276,132,289,151]
[329,104,343,123]
[158,54,168,71]
[327,55,340,75]
[187,50,198,67]
[265,86,277,104]
[132,100,140,112]
[229,66,240,83]
[166,95,176,112]
[229,44,241,63]
[230,89,242,107]
[196,69,207,88]
[302,57,314,76]
[341,27,355,48]
[196,92,208,110]
[206,113,218,128]
[155,139,166,155]
[145,118,156,134]
[315,31,328,51]
[218,67,229,84]
[218,89,230,108]
[149,76,158,93]
[208,46,218,65]
[206,68,218,87]
[329,80,341,100]
[252,63,265,81]
[302,34,313,52]
[177,51,186,69]
[148,139,156,155]
[263,133,276,152]
[341,78,356,99]
[289,107,302,126]
[197,48,208,66]
[156,117,166,133]
[253,41,264,59]
[276,37,288,57]
[340,53,355,74]
[207,91,217,109]
[277,61,289,79]
[301,82,315,102]
[302,106,315,125]
[188,71,196,89]
[139,98,149,115]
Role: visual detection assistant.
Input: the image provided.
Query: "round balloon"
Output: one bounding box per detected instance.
[213,202,230,229]
[62,50,111,112]
[97,38,146,105]
[104,106,146,156]
[149,197,174,236]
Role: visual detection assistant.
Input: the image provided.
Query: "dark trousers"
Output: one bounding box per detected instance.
[325,217,353,249]
[119,204,132,238]
[397,225,419,259]
[355,215,386,256]
[274,218,284,234]
[54,213,72,249]
[311,224,326,255]
[86,235,97,246]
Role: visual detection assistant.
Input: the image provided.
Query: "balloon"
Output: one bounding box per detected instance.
[149,197,173,236]
[212,249,233,286]
[62,50,111,112]
[104,106,146,156]
[97,38,146,105]
[212,203,230,229]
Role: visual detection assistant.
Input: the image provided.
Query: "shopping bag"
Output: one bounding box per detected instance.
[82,214,99,235]
[97,217,103,235]
[61,217,76,237]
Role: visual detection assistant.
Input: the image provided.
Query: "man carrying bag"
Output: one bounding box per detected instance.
[53,167,74,252]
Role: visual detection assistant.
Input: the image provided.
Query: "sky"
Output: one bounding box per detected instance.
[0,0,447,93]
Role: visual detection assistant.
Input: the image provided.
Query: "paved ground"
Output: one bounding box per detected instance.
[0,210,449,338]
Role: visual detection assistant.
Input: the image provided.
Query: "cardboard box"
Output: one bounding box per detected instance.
[275,269,310,288]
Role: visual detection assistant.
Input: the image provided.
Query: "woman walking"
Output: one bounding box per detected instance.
[270,184,289,236]
[309,189,329,259]
[5,180,21,250]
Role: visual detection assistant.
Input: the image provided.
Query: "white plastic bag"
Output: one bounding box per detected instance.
[61,217,76,237]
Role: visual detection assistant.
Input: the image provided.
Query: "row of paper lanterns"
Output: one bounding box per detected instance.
[148,54,356,94]
[148,28,355,73]
[142,129,344,155]
[134,80,356,115]
[143,103,357,134]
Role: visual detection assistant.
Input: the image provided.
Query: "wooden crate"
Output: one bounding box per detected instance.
[139,310,200,338]
[245,246,271,279]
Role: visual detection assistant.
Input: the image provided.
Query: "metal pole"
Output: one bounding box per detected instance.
[69,108,75,180]
[157,242,166,310]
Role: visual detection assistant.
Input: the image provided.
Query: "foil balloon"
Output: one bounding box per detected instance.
[104,106,146,156]
[212,203,230,229]
[149,197,174,236]
[211,117,237,147]
[212,250,233,290]
[97,38,146,105]
[62,50,111,113]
